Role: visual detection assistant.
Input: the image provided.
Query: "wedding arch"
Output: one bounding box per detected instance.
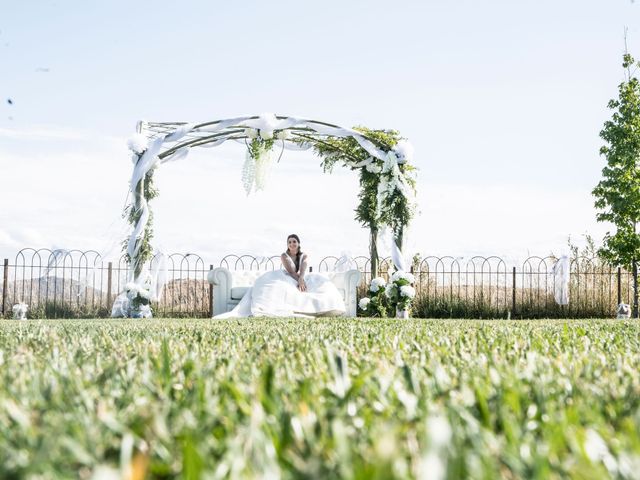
[123,113,417,285]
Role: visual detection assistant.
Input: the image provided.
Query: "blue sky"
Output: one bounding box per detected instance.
[1,0,639,265]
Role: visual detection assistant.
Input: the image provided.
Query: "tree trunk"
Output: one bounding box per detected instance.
[634,259,638,319]
[370,226,378,279]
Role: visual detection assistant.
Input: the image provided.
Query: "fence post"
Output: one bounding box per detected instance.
[634,261,639,319]
[106,262,113,310]
[2,259,8,316]
[617,266,622,306]
[512,266,516,317]
[209,264,214,318]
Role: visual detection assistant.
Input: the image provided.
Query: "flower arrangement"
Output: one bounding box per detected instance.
[125,282,153,318]
[358,277,388,317]
[385,270,416,316]
[241,136,276,195]
[122,116,417,303]
[12,302,28,320]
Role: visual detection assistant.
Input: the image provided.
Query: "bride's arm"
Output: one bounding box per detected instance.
[298,254,309,278]
[281,253,299,280]
[298,254,308,291]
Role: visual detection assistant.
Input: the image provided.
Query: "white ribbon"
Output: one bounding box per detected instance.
[391,238,407,272]
[129,136,164,192]
[552,255,570,305]
[196,116,256,133]
[150,252,168,301]
[159,147,189,165]
[378,227,408,272]
[198,138,228,148]
[352,157,374,168]
[164,123,195,142]
[333,251,356,272]
[126,196,149,262]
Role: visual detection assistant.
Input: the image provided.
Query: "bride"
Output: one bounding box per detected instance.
[214,234,346,318]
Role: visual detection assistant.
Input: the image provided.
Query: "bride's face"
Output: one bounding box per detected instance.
[287,237,300,254]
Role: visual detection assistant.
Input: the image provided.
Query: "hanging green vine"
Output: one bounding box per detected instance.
[307,127,417,238]
[122,162,158,279]
[248,137,275,158]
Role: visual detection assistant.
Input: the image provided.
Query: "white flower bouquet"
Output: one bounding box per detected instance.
[369,277,386,293]
[359,277,389,317]
[12,302,28,320]
[125,282,153,318]
[385,270,416,313]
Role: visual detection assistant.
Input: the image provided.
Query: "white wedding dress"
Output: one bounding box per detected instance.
[214,254,346,318]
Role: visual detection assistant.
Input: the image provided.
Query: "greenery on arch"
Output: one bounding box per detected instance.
[308,127,417,239]
[122,116,418,283]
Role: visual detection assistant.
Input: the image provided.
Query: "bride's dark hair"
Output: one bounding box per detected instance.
[287,234,302,271]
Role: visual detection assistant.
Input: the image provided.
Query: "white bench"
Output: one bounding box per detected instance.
[207,267,361,317]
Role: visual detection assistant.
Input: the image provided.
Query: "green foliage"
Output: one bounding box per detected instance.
[593,53,640,268]
[308,126,417,237]
[19,301,111,319]
[359,281,388,317]
[0,318,639,478]
[566,233,600,262]
[248,137,275,159]
[123,162,158,279]
[386,274,414,311]
[130,292,150,310]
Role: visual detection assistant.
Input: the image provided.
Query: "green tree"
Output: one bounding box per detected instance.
[593,53,640,317]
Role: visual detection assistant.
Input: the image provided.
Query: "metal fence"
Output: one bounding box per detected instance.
[0,249,634,319]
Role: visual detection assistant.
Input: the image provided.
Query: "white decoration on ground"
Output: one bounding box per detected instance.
[616,303,631,318]
[12,302,28,320]
[111,293,130,318]
[124,279,153,318]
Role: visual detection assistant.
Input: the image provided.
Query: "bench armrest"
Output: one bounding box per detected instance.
[342,269,361,317]
[208,267,233,316]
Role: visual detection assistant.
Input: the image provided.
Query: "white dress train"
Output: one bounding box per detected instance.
[214,269,346,318]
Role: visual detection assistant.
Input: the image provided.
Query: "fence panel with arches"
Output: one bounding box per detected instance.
[1,249,634,318]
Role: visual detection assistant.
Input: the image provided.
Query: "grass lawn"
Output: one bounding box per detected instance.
[1,318,639,479]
